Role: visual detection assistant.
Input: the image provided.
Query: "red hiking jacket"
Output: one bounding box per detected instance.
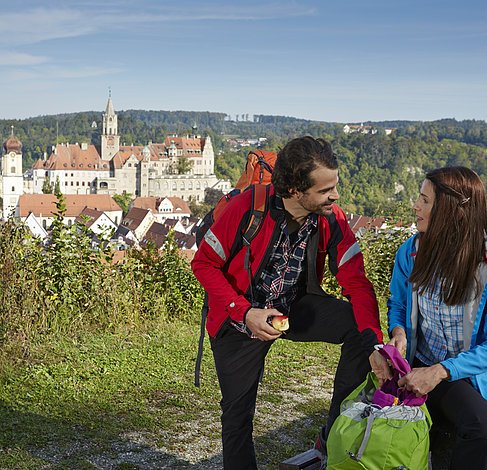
[191,187,383,343]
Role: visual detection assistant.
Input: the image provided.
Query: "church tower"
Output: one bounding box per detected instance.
[101,91,120,161]
[1,127,24,218]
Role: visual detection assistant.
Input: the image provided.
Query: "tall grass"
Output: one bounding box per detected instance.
[0,205,204,354]
[0,197,410,356]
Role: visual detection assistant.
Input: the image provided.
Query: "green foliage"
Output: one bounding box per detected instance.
[176,156,194,175]
[112,193,133,216]
[359,228,411,299]
[0,198,203,351]
[188,198,212,219]
[41,177,52,194]
[53,176,62,196]
[4,110,485,218]
[322,226,411,302]
[127,232,204,322]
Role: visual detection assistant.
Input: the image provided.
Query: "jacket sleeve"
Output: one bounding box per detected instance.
[441,339,487,382]
[191,192,252,324]
[387,239,413,335]
[327,207,383,344]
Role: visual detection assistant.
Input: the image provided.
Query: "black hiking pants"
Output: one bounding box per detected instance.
[210,293,373,470]
[414,359,487,470]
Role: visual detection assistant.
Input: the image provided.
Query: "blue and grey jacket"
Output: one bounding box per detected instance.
[387,234,487,399]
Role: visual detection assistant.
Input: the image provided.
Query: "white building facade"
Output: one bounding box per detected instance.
[33,96,231,202]
[1,129,24,219]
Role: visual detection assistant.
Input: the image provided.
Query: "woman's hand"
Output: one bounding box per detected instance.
[387,326,407,356]
[398,364,450,396]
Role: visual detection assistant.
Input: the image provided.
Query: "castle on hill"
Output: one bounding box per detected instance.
[31,95,231,202]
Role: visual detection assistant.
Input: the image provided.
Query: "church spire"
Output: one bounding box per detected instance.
[101,90,120,160]
[105,87,115,115]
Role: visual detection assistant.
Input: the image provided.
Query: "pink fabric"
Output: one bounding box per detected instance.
[372,344,427,407]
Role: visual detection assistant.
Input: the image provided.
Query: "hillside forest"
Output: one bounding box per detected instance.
[1,111,486,219]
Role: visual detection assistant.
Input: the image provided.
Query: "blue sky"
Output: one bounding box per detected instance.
[1,0,486,122]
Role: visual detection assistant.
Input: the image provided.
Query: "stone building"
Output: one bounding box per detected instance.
[0,128,24,218]
[32,95,231,201]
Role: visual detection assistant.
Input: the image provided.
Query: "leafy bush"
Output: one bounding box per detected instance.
[322,226,411,302]
[0,195,408,353]
[0,199,203,350]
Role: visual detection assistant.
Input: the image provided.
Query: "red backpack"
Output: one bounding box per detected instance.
[194,150,276,386]
[195,150,277,246]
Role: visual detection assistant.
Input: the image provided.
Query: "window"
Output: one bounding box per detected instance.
[76,182,79,186]
[11,186,15,192]
[100,182,108,189]
[42,220,47,229]
[11,167,16,173]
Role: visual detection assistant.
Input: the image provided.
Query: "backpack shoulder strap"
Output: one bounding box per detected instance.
[242,184,270,245]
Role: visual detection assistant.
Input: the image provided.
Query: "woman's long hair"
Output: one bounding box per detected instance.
[410,166,487,305]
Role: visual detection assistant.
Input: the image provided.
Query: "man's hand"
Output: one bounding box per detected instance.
[398,364,449,396]
[245,308,284,341]
[387,326,407,356]
[369,349,393,386]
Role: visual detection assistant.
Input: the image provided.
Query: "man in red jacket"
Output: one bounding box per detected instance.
[192,136,390,470]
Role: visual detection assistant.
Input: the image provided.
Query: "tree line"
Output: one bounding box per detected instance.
[1,110,485,218]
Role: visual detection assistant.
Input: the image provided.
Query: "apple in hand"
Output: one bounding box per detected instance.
[270,315,289,332]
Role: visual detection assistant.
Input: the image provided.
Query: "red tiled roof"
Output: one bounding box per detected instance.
[19,194,122,217]
[75,207,104,228]
[34,144,109,171]
[122,207,151,231]
[166,197,191,214]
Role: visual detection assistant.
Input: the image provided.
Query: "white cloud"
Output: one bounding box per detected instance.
[0,9,94,47]
[0,51,48,66]
[0,3,314,47]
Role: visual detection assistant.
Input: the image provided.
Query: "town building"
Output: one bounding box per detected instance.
[18,194,123,230]
[0,128,24,218]
[343,124,378,135]
[32,95,231,201]
[131,196,191,222]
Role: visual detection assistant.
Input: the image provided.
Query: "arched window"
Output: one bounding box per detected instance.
[100,182,108,189]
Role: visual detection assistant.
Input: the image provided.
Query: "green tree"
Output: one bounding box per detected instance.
[204,188,224,206]
[113,193,133,216]
[176,156,194,175]
[42,178,53,194]
[54,176,62,196]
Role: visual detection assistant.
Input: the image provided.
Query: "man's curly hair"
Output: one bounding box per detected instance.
[271,136,338,198]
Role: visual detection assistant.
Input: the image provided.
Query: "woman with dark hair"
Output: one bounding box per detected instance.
[387,166,487,468]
